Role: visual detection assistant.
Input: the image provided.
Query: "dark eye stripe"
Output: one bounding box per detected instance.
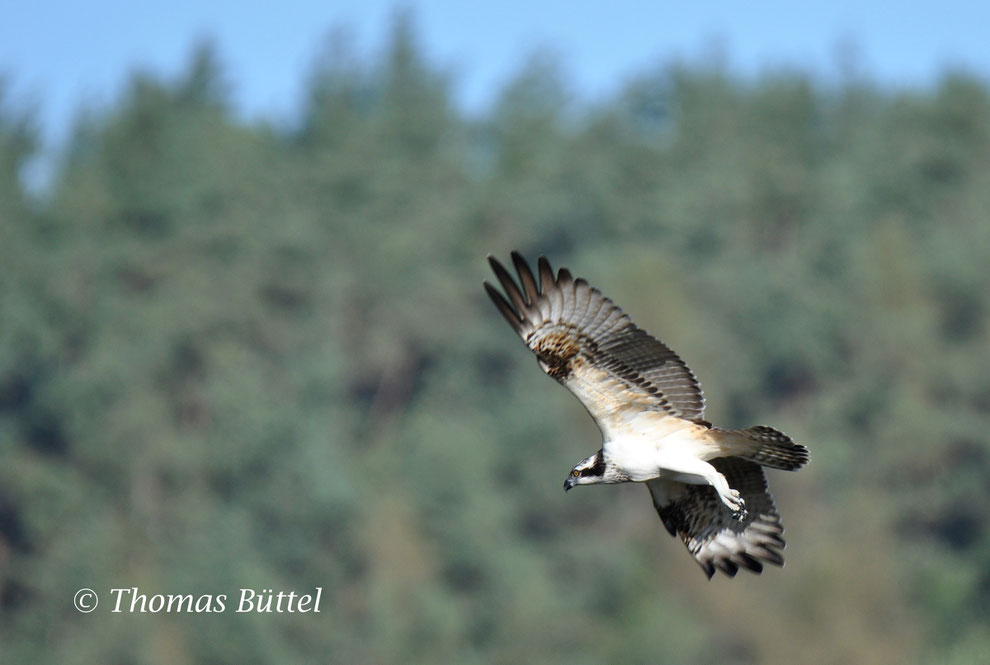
[578,451,606,477]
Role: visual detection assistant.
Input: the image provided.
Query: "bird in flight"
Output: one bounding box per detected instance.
[484,252,809,578]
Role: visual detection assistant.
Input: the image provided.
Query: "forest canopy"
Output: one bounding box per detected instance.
[2,16,990,665]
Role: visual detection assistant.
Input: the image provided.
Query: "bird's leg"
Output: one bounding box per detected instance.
[709,475,748,521]
[656,455,748,520]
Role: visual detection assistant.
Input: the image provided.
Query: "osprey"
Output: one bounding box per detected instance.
[484,252,809,579]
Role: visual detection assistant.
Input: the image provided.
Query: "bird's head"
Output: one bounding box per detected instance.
[563,450,607,491]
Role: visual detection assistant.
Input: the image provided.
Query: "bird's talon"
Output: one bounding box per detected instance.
[724,490,747,520]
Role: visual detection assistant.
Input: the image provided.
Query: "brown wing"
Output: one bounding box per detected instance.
[484,252,705,425]
[647,458,786,579]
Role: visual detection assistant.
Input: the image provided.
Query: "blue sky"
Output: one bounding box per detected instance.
[4,0,990,179]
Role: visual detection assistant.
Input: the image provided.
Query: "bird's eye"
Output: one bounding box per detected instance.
[572,469,580,477]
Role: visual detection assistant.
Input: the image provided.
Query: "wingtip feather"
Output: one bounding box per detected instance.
[537,256,555,292]
[489,253,530,313]
[511,251,540,302]
[484,281,524,335]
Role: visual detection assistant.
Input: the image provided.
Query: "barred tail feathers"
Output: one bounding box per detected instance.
[716,425,809,471]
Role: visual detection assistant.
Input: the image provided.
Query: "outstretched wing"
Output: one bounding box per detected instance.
[484,252,705,425]
[647,458,786,578]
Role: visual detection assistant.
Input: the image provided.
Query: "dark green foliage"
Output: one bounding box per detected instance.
[2,20,989,664]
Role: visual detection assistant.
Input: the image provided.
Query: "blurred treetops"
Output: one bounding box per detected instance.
[2,14,990,665]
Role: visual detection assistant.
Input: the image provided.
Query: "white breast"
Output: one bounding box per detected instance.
[601,411,722,482]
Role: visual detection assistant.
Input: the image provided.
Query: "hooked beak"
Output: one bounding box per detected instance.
[564,476,576,492]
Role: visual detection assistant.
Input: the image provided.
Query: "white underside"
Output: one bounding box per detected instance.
[600,410,746,514]
[601,411,720,480]
[562,366,746,514]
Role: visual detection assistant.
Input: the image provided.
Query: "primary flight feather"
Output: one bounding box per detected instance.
[484,252,809,579]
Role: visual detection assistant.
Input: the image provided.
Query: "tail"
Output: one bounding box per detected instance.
[720,425,809,471]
